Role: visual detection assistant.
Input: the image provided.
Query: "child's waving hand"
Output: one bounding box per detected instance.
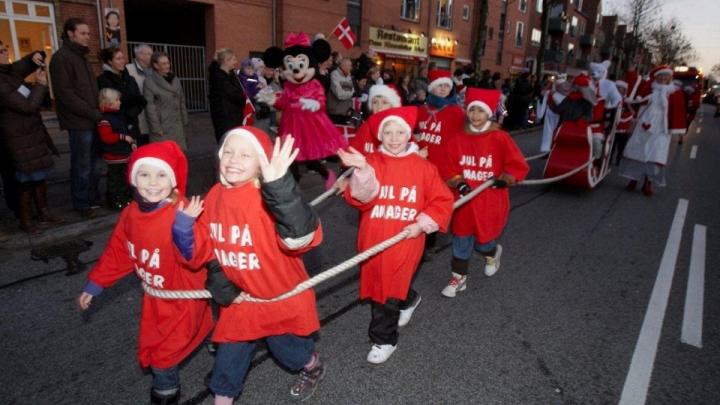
[178,195,205,218]
[337,147,369,170]
[261,135,299,182]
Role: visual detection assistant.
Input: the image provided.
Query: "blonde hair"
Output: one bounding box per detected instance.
[215,48,236,65]
[98,88,121,107]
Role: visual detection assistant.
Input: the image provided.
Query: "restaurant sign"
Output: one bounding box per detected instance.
[368,27,428,58]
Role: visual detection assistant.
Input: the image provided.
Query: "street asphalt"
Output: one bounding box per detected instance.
[1,105,717,404]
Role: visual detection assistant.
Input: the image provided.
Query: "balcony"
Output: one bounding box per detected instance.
[579,34,594,48]
[544,49,564,63]
[548,18,568,34]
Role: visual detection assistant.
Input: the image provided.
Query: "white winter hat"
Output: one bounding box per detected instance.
[367,84,402,108]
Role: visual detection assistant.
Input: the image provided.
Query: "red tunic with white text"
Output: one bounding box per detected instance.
[191,181,322,342]
[416,104,465,179]
[87,202,213,368]
[447,125,530,243]
[344,148,453,304]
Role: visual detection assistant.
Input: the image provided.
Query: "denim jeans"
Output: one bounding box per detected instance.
[151,366,180,394]
[68,129,102,210]
[452,234,497,260]
[210,334,314,398]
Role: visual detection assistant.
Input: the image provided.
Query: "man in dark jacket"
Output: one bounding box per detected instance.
[208,49,246,142]
[49,18,102,218]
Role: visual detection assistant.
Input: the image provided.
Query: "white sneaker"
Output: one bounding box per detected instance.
[367,344,397,364]
[398,295,422,327]
[484,245,503,276]
[441,272,467,298]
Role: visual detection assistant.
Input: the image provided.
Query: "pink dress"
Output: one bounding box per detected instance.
[275,79,348,161]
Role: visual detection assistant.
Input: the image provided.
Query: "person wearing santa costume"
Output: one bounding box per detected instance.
[553,74,600,157]
[77,141,214,405]
[348,84,403,156]
[590,61,623,135]
[621,65,686,196]
[536,74,571,153]
[611,80,635,165]
[172,128,325,403]
[441,88,529,298]
[338,106,453,364]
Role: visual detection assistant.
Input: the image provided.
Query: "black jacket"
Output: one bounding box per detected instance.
[97,67,146,136]
[208,61,246,140]
[48,40,101,130]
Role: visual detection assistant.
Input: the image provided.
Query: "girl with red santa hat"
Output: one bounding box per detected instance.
[348,84,403,156]
[338,106,454,364]
[621,65,686,196]
[172,129,325,403]
[77,141,214,405]
[441,88,529,298]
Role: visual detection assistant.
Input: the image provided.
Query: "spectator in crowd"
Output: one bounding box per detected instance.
[367,67,383,86]
[506,73,533,130]
[125,43,153,141]
[96,88,135,210]
[501,78,512,96]
[327,58,355,124]
[412,66,429,93]
[144,51,189,150]
[354,76,370,117]
[1,47,63,234]
[255,65,281,135]
[478,69,492,89]
[398,74,413,105]
[409,88,427,106]
[207,48,246,142]
[315,57,333,95]
[49,17,102,218]
[381,69,395,86]
[238,58,262,102]
[490,72,502,90]
[97,47,146,147]
[0,42,19,223]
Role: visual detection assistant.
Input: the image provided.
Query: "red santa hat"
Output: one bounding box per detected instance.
[127,141,188,195]
[368,84,402,108]
[427,69,453,93]
[369,106,418,141]
[650,65,673,80]
[218,126,274,163]
[465,87,502,115]
[573,74,591,88]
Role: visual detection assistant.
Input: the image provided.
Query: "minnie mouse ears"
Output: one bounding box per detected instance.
[262,32,332,69]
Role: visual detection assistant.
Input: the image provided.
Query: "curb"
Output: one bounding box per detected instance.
[1,212,119,250]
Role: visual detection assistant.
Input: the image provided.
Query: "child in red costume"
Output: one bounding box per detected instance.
[339,106,454,364]
[77,141,213,405]
[440,88,529,298]
[173,128,325,403]
[612,80,635,166]
[348,84,402,156]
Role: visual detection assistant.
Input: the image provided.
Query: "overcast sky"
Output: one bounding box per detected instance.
[602,0,720,76]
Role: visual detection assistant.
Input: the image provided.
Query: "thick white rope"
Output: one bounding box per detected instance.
[519,160,593,186]
[309,168,355,206]
[524,151,549,161]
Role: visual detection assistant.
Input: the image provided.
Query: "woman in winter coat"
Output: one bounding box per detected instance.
[97,47,147,143]
[0,45,63,234]
[207,48,246,142]
[143,51,188,150]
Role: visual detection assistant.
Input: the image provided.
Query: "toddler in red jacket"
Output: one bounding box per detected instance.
[339,107,454,364]
[441,88,529,298]
[97,88,136,210]
[172,128,325,404]
[77,141,213,404]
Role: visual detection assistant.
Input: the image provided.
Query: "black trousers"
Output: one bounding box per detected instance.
[0,147,19,215]
[368,289,418,346]
[106,163,130,209]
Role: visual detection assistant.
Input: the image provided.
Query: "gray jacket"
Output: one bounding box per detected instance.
[143,71,188,149]
[326,69,354,116]
[126,61,151,134]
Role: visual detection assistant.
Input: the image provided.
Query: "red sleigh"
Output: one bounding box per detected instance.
[542,110,619,189]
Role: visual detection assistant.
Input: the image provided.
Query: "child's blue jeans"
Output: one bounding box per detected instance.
[452,234,497,260]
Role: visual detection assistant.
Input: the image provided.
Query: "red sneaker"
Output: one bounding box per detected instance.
[642,179,654,197]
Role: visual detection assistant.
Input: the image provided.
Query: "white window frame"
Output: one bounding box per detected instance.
[570,16,578,36]
[436,0,453,30]
[530,28,541,46]
[518,0,528,13]
[515,21,524,48]
[536,0,543,13]
[462,4,470,21]
[0,0,58,63]
[400,0,421,22]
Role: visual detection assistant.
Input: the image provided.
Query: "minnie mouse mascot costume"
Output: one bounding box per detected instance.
[257,32,347,188]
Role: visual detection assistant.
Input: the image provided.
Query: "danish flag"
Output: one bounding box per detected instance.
[333,18,356,49]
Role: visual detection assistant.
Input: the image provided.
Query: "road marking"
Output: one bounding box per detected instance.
[681,225,706,348]
[690,145,698,159]
[619,199,688,405]
[696,127,701,134]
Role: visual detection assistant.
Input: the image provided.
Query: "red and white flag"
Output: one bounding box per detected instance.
[333,18,356,49]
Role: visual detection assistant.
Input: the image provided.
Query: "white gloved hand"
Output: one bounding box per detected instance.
[255,89,277,106]
[299,98,321,112]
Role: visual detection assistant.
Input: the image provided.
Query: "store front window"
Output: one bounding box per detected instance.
[0,0,57,63]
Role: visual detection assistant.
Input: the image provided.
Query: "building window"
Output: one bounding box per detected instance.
[347,0,362,44]
[536,0,543,13]
[515,21,524,47]
[531,28,541,46]
[570,16,578,36]
[580,21,585,35]
[519,0,528,13]
[0,1,58,64]
[568,42,575,56]
[401,0,420,21]
[462,4,470,21]
[437,0,453,30]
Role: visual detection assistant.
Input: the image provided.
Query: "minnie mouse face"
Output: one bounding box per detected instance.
[283,53,315,84]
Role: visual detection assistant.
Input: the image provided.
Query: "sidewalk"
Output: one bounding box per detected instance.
[0,114,541,250]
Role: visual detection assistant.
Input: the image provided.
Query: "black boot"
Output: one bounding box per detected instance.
[33,182,64,225]
[18,185,40,235]
[150,389,180,405]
